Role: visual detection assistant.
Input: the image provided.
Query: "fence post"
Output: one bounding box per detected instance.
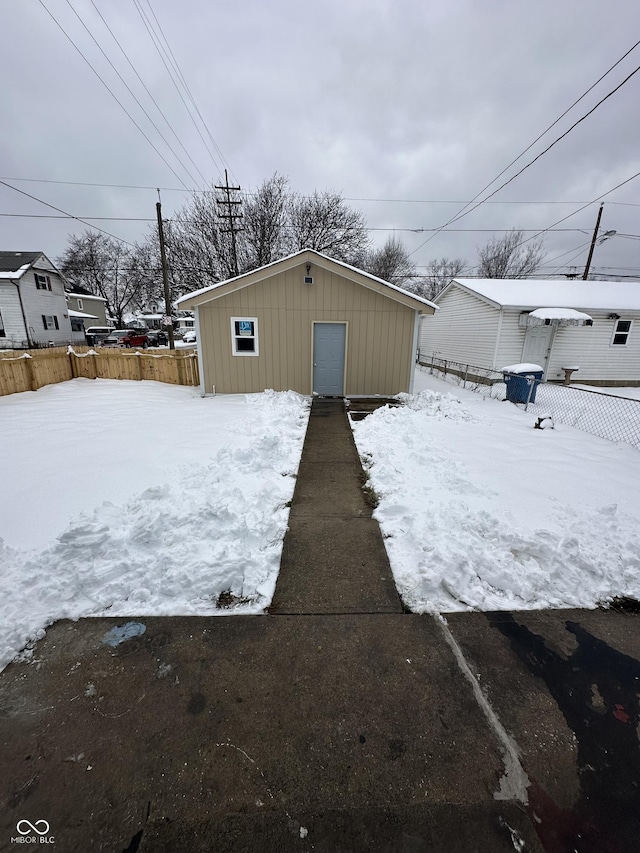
[69,350,77,379]
[175,352,185,386]
[90,352,98,380]
[524,376,536,411]
[136,352,144,381]
[24,354,38,391]
[430,353,435,374]
[443,359,448,377]
[463,364,468,389]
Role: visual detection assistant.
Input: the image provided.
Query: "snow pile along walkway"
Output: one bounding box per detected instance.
[351,384,640,613]
[0,387,309,671]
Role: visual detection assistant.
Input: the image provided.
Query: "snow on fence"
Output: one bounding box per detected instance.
[0,346,200,396]
[418,352,640,450]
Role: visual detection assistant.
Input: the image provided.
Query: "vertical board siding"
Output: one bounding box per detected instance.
[198,265,417,395]
[419,286,501,368]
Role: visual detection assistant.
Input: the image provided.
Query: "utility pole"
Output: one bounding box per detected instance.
[156,198,176,350]
[215,170,242,277]
[582,203,604,280]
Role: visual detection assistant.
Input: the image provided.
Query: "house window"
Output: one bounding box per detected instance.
[77,299,84,310]
[70,317,84,332]
[42,315,59,331]
[35,273,52,291]
[611,319,632,346]
[0,310,5,337]
[230,317,259,356]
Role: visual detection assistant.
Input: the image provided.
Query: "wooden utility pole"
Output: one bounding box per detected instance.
[156,199,176,350]
[215,170,242,277]
[582,203,604,281]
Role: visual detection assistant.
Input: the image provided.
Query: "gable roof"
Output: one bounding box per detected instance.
[0,251,67,282]
[176,249,437,313]
[0,251,42,275]
[444,278,640,312]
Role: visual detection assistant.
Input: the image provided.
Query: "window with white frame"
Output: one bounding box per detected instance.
[35,273,52,291]
[230,317,259,356]
[77,298,84,310]
[42,314,59,331]
[611,319,632,346]
[0,310,5,337]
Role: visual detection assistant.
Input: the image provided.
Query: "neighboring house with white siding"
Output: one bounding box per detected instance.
[177,249,437,396]
[0,252,73,349]
[419,278,640,386]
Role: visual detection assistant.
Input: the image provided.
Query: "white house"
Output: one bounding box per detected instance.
[0,252,73,349]
[419,278,640,386]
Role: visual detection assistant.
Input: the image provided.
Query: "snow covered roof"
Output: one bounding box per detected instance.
[0,251,41,274]
[67,290,107,302]
[451,278,640,312]
[177,249,438,312]
[68,309,99,319]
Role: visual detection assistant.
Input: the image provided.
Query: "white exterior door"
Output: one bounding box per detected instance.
[522,325,554,375]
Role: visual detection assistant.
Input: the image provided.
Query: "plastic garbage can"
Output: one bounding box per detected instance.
[502,363,544,404]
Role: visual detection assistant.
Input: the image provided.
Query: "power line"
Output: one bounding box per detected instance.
[3,175,640,210]
[409,38,640,256]
[439,60,640,231]
[0,210,598,234]
[63,0,203,189]
[87,0,209,188]
[507,171,640,254]
[0,178,135,246]
[142,0,236,183]
[36,0,196,191]
[132,0,225,180]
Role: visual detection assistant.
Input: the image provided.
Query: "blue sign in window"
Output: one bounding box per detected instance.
[238,320,253,336]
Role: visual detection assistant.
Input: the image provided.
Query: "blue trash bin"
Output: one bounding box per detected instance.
[502,364,544,403]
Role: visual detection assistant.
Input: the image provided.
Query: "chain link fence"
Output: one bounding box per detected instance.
[418,353,640,450]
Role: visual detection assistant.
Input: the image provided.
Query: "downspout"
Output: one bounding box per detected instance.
[492,307,504,369]
[13,279,33,348]
[193,306,206,396]
[408,310,420,394]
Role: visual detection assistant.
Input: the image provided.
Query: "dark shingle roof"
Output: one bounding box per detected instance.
[0,251,42,273]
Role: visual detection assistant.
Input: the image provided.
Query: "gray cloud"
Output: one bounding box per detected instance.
[2,0,639,279]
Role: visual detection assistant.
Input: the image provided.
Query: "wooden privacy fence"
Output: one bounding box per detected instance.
[0,346,199,397]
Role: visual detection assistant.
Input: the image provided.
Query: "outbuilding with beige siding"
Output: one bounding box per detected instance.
[177,249,436,396]
[419,278,640,386]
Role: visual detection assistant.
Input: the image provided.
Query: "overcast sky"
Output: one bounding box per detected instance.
[2,0,640,280]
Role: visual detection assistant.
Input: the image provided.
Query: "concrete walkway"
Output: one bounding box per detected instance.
[1,399,639,851]
[271,398,402,615]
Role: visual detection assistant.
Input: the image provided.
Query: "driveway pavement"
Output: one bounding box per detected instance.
[0,398,637,852]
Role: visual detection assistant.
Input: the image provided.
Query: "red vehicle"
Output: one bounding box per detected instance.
[101,329,149,348]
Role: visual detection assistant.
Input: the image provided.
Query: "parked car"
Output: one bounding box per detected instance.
[101,329,149,348]
[147,330,168,346]
[84,326,112,346]
[182,330,197,344]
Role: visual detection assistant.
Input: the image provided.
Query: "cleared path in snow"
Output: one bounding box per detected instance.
[271,398,402,615]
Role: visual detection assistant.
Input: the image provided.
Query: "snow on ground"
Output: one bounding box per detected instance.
[351,367,640,614]
[573,384,640,400]
[0,380,309,671]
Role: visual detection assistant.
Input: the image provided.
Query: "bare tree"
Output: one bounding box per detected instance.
[422,257,466,300]
[477,229,545,278]
[287,190,370,262]
[60,232,141,327]
[243,173,290,268]
[362,235,416,287]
